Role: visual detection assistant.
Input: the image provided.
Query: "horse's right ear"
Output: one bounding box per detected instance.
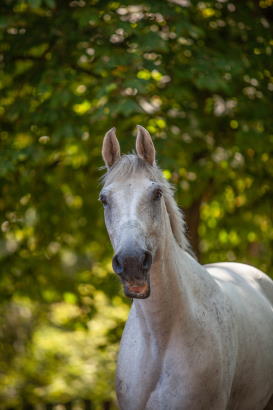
[102,127,121,168]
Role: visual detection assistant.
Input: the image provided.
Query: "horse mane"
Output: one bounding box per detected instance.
[101,154,193,255]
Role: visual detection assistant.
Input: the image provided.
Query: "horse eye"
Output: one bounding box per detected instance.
[99,194,108,206]
[152,188,162,201]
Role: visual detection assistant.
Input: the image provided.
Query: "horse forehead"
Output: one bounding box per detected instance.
[112,176,154,198]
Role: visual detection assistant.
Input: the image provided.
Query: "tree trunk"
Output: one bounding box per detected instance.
[184,197,202,259]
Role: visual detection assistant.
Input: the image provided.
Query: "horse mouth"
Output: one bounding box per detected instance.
[123,279,150,299]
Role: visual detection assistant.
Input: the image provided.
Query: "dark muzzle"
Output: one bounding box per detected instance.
[112,248,152,299]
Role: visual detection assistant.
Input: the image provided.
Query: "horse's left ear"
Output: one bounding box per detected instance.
[136,125,156,166]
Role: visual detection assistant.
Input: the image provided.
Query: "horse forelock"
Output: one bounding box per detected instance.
[100,154,157,185]
[101,154,193,254]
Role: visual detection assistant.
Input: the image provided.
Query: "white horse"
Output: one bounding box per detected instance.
[100,126,273,410]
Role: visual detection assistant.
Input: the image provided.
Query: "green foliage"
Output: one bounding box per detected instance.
[0,0,273,405]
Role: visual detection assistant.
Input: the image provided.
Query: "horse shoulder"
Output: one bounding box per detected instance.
[205,262,273,409]
[143,308,234,410]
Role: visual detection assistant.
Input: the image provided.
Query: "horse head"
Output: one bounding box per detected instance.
[100,126,164,299]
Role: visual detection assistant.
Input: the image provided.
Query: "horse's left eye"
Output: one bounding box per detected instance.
[152,188,162,201]
[99,194,108,206]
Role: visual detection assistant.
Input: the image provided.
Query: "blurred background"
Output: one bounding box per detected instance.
[0,0,273,408]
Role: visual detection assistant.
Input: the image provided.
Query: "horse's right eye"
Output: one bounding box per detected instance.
[152,188,162,201]
[99,194,108,206]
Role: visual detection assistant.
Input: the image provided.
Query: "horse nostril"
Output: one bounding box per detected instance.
[142,251,152,271]
[112,254,123,275]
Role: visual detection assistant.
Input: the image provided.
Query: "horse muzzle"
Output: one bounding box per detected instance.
[112,248,152,299]
[123,277,150,299]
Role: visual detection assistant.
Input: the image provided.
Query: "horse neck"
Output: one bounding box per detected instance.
[133,214,199,340]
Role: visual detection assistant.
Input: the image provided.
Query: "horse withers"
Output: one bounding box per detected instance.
[100,126,273,410]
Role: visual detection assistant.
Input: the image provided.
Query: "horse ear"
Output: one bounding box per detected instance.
[135,125,156,166]
[102,127,121,168]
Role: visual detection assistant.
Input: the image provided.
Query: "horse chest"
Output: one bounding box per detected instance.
[117,350,223,410]
[116,325,225,410]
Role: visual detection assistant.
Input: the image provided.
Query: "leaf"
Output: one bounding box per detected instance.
[27,0,42,8]
[44,0,55,8]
